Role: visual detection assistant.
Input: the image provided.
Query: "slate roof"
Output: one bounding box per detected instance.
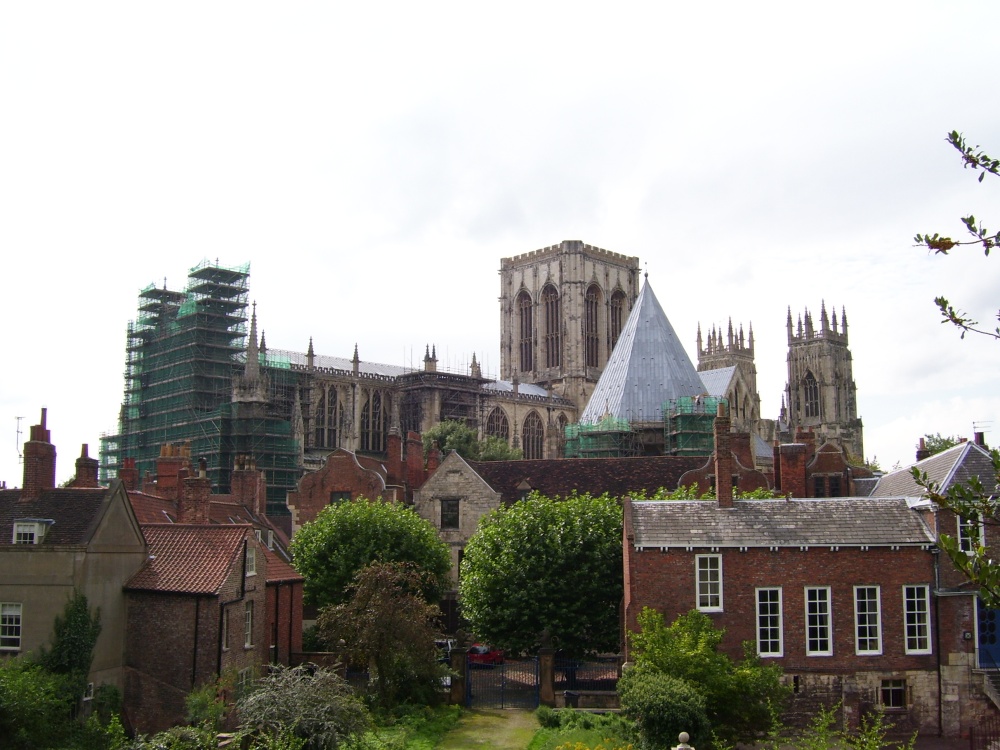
[125,524,250,595]
[581,280,705,424]
[698,367,735,398]
[870,442,999,498]
[628,497,935,549]
[0,488,109,545]
[466,455,707,504]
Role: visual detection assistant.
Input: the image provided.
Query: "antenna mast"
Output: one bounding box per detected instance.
[15,415,24,464]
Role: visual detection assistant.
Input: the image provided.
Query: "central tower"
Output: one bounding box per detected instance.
[499,240,640,413]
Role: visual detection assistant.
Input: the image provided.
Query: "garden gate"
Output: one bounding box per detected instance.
[465,656,539,709]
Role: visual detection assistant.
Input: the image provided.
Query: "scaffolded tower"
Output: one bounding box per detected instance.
[663,396,727,456]
[100,260,300,515]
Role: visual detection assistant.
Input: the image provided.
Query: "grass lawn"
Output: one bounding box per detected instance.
[435,709,541,750]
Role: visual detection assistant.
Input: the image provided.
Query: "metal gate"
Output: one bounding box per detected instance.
[466,656,539,709]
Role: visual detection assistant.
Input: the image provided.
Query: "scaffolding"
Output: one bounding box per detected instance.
[100,260,301,515]
[663,396,727,456]
[563,415,641,458]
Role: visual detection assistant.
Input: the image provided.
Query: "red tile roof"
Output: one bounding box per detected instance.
[263,547,303,583]
[126,524,250,595]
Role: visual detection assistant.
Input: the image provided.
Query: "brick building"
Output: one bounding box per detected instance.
[123,524,269,733]
[622,416,999,737]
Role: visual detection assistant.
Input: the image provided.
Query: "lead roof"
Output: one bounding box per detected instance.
[581,280,705,424]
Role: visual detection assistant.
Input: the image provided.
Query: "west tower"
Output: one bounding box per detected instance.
[783,303,863,459]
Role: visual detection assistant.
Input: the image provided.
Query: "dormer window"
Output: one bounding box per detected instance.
[13,520,52,545]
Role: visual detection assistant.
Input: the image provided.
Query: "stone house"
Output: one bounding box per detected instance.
[0,410,148,698]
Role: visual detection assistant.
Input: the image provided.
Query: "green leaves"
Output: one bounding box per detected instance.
[289,499,452,608]
[917,131,1000,340]
[459,492,623,656]
[912,448,1000,606]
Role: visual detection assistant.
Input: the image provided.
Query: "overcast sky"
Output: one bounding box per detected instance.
[3,1,1000,486]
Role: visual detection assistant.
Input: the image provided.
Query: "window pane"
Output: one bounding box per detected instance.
[904,585,930,654]
[757,588,782,656]
[0,603,22,650]
[696,555,722,610]
[806,587,831,655]
[855,586,881,654]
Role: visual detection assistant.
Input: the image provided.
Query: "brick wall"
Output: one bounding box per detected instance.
[287,449,387,531]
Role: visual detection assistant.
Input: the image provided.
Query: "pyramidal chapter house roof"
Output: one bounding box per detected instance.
[580,279,705,424]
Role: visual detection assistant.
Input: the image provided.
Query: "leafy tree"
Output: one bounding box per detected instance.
[236,664,370,750]
[422,420,522,461]
[459,492,622,656]
[317,562,446,709]
[0,657,76,749]
[631,484,781,501]
[289,499,451,608]
[915,131,1000,340]
[923,432,961,456]
[627,608,788,747]
[913,449,1000,606]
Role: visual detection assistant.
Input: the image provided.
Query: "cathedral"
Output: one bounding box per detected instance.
[101,240,864,513]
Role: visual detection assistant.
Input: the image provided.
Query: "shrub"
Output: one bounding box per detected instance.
[618,667,710,750]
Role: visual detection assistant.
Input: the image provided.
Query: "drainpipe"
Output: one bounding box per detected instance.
[932,547,944,737]
[192,597,201,689]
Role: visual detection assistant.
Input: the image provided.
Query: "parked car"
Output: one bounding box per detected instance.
[468,643,504,666]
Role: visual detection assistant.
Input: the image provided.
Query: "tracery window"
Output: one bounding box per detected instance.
[803,371,820,418]
[517,291,533,372]
[584,285,601,368]
[521,411,544,460]
[314,386,340,449]
[610,290,626,350]
[542,285,561,369]
[485,407,510,442]
[360,390,388,453]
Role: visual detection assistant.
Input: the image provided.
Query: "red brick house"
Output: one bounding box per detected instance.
[123,523,268,733]
[622,415,997,737]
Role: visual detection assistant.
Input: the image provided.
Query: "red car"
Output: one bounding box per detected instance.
[468,643,504,666]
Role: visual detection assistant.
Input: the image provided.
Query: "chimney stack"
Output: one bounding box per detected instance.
[177,459,212,524]
[714,403,733,508]
[119,457,139,492]
[915,437,931,462]
[69,444,100,488]
[21,408,56,500]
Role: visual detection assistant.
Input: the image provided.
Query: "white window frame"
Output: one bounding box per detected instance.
[246,545,256,577]
[756,587,783,657]
[854,585,882,655]
[244,601,254,648]
[903,585,932,655]
[805,586,833,656]
[958,512,985,554]
[0,603,23,651]
[13,522,41,544]
[696,554,723,612]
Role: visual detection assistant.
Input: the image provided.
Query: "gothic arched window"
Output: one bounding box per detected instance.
[522,411,544,460]
[556,413,569,456]
[517,291,533,372]
[314,386,339,449]
[585,284,601,368]
[485,407,510,442]
[803,371,820,418]
[542,285,561,369]
[610,290,626,350]
[361,390,388,453]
